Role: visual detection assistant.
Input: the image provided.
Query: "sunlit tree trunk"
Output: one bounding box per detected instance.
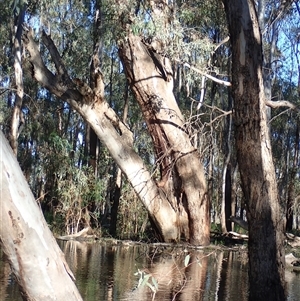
[119,34,210,245]
[110,83,129,236]
[0,131,83,301]
[222,0,286,300]
[230,163,238,229]
[287,48,300,231]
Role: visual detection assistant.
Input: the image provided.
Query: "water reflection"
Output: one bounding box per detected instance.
[1,241,300,300]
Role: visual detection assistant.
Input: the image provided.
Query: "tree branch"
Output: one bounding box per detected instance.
[22,26,56,89]
[22,25,132,144]
[41,30,73,85]
[266,99,299,111]
[22,25,81,102]
[212,36,230,54]
[174,58,231,87]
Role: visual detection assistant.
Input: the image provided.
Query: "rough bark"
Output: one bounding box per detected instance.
[118,35,210,245]
[22,27,178,242]
[0,131,83,301]
[222,1,286,300]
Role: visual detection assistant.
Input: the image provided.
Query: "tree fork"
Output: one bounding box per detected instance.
[22,26,179,243]
[119,35,210,245]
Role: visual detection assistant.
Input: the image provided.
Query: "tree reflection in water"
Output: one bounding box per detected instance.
[1,241,300,300]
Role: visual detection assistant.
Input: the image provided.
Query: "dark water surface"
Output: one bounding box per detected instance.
[1,241,300,300]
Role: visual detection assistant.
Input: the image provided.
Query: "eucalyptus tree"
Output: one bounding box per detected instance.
[117,0,225,244]
[0,131,83,300]
[222,0,286,299]
[20,0,230,245]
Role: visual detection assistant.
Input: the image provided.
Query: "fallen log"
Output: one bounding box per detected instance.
[57,227,96,241]
[228,231,248,239]
[229,216,300,248]
[285,233,300,248]
[285,253,300,270]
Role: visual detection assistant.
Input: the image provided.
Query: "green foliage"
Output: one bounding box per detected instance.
[38,133,108,234]
[134,269,158,296]
[56,165,105,234]
[116,180,149,240]
[184,254,190,267]
[10,0,27,13]
[130,1,217,72]
[0,0,299,241]
[211,223,221,232]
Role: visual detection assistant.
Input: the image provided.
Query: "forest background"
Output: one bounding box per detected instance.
[0,0,299,242]
[1,0,300,300]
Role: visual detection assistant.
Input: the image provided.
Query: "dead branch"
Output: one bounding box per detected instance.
[57,227,96,241]
[266,99,299,111]
[174,58,232,87]
[22,25,84,105]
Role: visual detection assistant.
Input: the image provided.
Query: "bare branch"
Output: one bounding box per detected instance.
[22,25,81,103]
[266,99,299,111]
[188,100,232,128]
[269,109,290,123]
[22,26,56,89]
[204,103,232,115]
[213,36,230,54]
[41,30,72,85]
[205,109,232,127]
[174,58,231,87]
[197,76,206,110]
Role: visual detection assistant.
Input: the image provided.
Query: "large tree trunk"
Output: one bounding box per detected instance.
[0,131,83,301]
[118,35,210,245]
[222,1,286,300]
[22,27,179,242]
[110,83,130,237]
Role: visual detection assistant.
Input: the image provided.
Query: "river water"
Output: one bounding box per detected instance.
[1,240,300,300]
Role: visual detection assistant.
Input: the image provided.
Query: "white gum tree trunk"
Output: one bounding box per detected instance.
[0,131,83,301]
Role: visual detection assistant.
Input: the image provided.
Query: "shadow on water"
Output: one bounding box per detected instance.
[1,241,300,300]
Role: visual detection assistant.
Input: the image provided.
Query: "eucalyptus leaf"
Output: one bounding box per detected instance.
[151,276,158,290]
[140,274,151,288]
[184,254,190,267]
